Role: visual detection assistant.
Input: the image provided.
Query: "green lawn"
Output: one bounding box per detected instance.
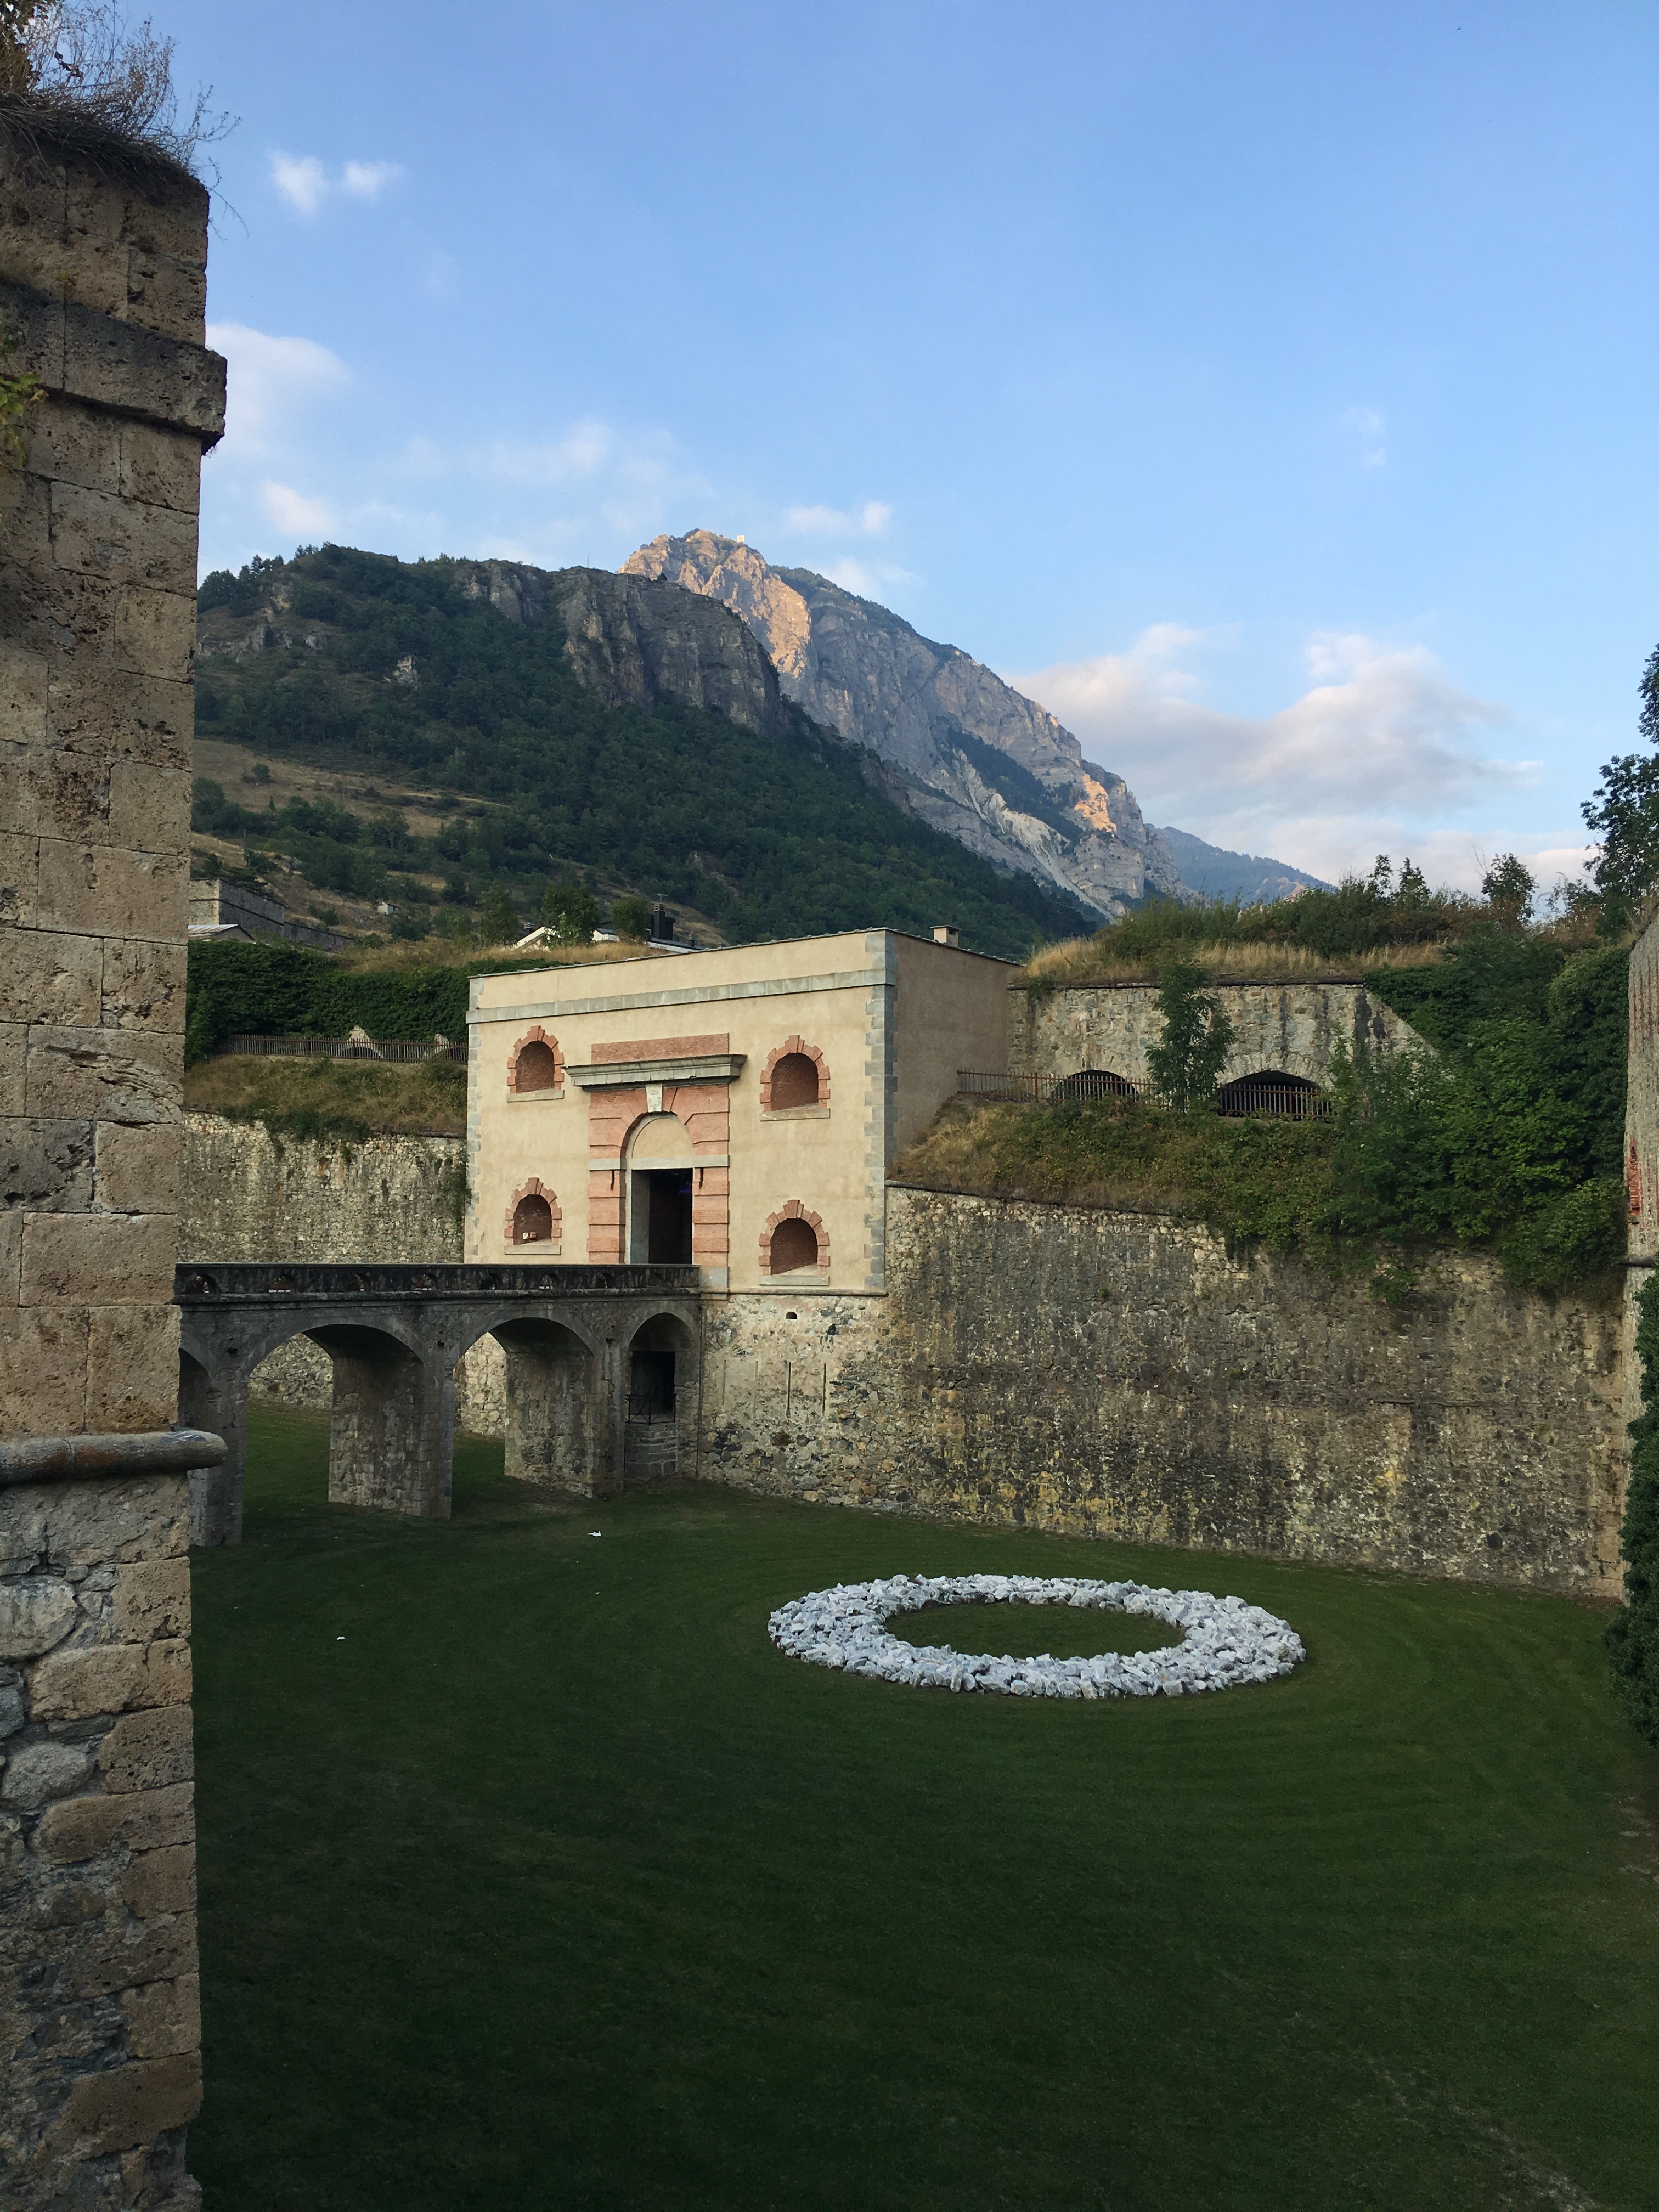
[189,1407,1659,2211]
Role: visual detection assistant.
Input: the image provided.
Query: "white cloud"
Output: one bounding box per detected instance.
[783,499,892,538]
[206,324,349,458]
[1342,404,1387,469]
[1011,628,1543,890]
[271,151,404,216]
[259,482,336,537]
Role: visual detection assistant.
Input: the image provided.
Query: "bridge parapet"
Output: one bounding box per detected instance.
[174,1263,704,1544]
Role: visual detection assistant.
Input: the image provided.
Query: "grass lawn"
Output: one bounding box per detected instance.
[189,1407,1659,2211]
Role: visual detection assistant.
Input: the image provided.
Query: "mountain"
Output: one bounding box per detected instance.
[191,543,1096,960]
[623,530,1183,922]
[1153,827,1332,906]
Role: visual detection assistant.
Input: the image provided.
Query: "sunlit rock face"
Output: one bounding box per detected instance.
[624,530,1187,921]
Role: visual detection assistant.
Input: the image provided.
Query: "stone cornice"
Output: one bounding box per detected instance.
[0,276,225,446]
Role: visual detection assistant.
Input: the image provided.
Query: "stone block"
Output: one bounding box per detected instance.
[0,1575,77,1658]
[59,295,224,443]
[108,760,189,853]
[24,1025,182,1124]
[45,2053,201,2157]
[35,840,187,938]
[16,561,122,657]
[119,421,202,515]
[21,1211,177,1306]
[21,393,125,496]
[86,1302,178,1432]
[2,1736,97,1809]
[0,1207,21,1300]
[111,1558,189,1644]
[114,586,195,682]
[120,1842,194,1917]
[33,1469,189,1568]
[124,244,207,342]
[94,1121,180,1214]
[0,1020,22,1115]
[0,1116,94,1210]
[50,480,199,589]
[0,1305,88,1430]
[0,637,50,747]
[101,936,188,1034]
[34,1790,124,1864]
[99,1703,192,1792]
[0,741,111,841]
[65,1899,196,1998]
[29,1635,189,1722]
[0,929,101,1028]
[121,1972,201,2059]
[50,667,193,771]
[0,830,40,924]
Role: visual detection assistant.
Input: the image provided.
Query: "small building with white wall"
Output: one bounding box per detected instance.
[465,928,1013,1293]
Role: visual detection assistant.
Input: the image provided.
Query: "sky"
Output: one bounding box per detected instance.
[163,0,1657,890]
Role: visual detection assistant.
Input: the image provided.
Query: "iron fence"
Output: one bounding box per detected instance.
[221,1034,467,1064]
[957,1069,1333,1119]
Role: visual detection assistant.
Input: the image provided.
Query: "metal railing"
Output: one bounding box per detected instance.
[957,1069,1332,1119]
[221,1034,467,1064]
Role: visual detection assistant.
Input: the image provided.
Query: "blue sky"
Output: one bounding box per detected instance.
[168,0,1656,888]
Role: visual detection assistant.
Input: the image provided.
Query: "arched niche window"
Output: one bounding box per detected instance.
[1215,1071,1328,1121]
[760,1202,829,1278]
[761,1036,830,1114]
[509,1026,563,1094]
[504,1178,561,1249]
[1051,1068,1136,1103]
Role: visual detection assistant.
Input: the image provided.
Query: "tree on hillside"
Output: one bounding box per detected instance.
[540,878,600,945]
[1147,961,1234,1112]
[476,885,520,946]
[1481,854,1536,934]
[611,895,651,943]
[1582,642,1659,929]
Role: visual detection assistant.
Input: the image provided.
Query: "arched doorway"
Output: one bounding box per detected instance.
[1051,1068,1137,1103]
[624,1312,697,1483]
[488,1317,596,1492]
[1216,1070,1329,1120]
[627,1113,695,1265]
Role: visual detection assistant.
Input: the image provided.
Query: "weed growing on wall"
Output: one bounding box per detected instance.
[1607,1271,1659,1747]
[1146,962,1234,1112]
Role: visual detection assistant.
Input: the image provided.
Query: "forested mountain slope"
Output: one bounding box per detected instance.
[193,545,1094,958]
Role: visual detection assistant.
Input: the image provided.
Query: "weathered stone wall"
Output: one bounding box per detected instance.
[178,1113,504,1426]
[1,104,223,2212]
[2,1472,200,2205]
[698,1187,1626,1593]
[1010,979,1421,1090]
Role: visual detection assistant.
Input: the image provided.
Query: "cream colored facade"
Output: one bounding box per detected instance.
[466,929,1013,1292]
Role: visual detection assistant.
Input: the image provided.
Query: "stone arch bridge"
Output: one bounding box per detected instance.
[175,1262,702,1546]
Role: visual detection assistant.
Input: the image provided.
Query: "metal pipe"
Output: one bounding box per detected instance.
[0,1429,227,1487]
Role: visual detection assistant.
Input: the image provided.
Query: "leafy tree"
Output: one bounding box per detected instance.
[1481,854,1535,934]
[540,878,600,945]
[476,885,520,946]
[1147,962,1234,1112]
[1582,643,1659,929]
[611,895,651,943]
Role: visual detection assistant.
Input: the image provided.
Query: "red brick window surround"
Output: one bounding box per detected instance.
[760,1036,830,1111]
[505,1178,562,1248]
[760,1201,830,1277]
[509,1027,564,1094]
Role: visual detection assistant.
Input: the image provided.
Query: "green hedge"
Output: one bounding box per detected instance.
[184,943,555,1065]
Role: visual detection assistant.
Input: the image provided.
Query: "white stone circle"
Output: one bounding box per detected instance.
[769,1573,1305,1699]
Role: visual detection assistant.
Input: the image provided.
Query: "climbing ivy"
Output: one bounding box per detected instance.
[1607,1270,1659,1746]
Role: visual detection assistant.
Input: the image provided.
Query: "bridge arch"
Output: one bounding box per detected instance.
[624,1308,700,1485]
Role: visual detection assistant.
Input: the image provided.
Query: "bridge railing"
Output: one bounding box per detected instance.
[221,1034,467,1064]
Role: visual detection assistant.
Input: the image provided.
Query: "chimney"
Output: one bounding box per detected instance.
[933,924,960,949]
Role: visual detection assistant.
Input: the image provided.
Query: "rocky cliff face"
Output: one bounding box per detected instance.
[452,560,795,741]
[623,530,1184,919]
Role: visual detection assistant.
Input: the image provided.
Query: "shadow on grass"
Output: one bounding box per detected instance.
[189,1405,1659,2212]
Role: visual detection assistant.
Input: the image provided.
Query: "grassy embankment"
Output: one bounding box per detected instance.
[188,1406,1659,2212]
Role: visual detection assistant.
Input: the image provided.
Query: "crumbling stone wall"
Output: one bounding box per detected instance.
[1011,979,1420,1090]
[699,1187,1626,1594]
[1,106,222,2212]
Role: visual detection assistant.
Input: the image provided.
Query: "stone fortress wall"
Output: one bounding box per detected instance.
[1,110,224,2212]
[1011,978,1423,1090]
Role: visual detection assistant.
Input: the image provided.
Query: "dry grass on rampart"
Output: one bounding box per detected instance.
[338,938,675,977]
[184,1054,467,1138]
[1021,937,1449,988]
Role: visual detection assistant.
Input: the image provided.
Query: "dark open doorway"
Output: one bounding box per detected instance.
[637,1169,693,1265]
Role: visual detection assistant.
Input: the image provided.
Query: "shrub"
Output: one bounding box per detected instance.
[541,879,600,945]
[1146,962,1233,1112]
[611,894,651,942]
